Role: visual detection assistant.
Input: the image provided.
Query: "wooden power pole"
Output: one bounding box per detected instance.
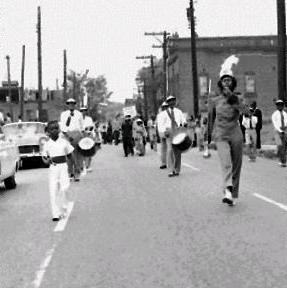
[5,55,13,120]
[63,49,67,101]
[277,0,286,103]
[20,45,25,120]
[37,6,43,121]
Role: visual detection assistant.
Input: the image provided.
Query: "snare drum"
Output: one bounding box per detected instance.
[78,136,96,157]
[172,129,192,153]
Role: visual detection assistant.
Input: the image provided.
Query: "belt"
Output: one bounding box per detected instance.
[51,155,67,164]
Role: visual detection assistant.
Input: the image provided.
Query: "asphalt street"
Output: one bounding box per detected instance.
[1,144,287,288]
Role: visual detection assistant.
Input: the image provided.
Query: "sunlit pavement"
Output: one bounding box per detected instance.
[1,144,287,288]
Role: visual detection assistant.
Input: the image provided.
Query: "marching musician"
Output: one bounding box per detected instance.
[80,106,94,173]
[156,101,169,169]
[161,95,186,177]
[59,98,84,182]
[42,121,74,221]
[208,73,248,206]
[271,99,287,167]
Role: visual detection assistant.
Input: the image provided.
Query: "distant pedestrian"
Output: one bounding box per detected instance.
[106,121,113,144]
[121,115,134,157]
[112,115,121,145]
[242,109,258,162]
[208,73,248,206]
[133,118,147,156]
[157,101,169,169]
[250,101,263,149]
[41,120,74,221]
[147,115,157,151]
[271,99,287,167]
[5,112,12,124]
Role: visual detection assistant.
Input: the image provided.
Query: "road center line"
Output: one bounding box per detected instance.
[54,201,74,232]
[182,162,200,171]
[32,244,56,288]
[253,193,287,212]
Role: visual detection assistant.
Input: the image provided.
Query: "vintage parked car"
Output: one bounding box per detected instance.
[0,135,20,189]
[2,122,48,167]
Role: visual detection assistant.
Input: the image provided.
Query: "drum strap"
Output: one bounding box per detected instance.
[166,109,178,129]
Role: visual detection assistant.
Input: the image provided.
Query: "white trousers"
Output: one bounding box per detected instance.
[49,163,70,218]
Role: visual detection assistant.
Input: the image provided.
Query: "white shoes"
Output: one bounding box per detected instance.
[86,167,93,172]
[222,188,233,205]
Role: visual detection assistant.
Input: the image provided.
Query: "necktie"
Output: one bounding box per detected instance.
[66,111,74,127]
[250,117,253,129]
[280,111,285,131]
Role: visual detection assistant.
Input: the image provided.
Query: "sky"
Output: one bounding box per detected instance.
[0,0,278,103]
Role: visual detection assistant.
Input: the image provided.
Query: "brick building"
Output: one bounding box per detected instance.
[167,35,279,119]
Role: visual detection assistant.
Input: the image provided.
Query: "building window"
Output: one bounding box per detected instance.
[244,72,256,93]
[199,74,209,96]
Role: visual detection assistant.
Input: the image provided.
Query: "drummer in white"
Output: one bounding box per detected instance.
[161,95,186,177]
[59,98,84,181]
[80,106,94,173]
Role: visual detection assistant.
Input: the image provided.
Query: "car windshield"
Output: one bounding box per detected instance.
[2,122,46,137]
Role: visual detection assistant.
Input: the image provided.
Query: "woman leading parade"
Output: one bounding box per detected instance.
[208,73,248,206]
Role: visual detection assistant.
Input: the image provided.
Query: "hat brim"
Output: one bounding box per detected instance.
[166,97,176,102]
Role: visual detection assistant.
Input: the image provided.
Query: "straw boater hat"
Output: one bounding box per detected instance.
[276,99,284,105]
[166,95,176,102]
[80,106,88,111]
[161,101,168,107]
[66,98,76,104]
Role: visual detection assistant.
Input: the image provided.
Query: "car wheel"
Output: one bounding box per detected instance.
[4,174,17,189]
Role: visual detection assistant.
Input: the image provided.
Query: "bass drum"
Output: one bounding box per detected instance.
[172,129,192,153]
[78,136,96,157]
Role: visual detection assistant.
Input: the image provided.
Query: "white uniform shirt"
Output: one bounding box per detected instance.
[42,137,74,158]
[83,116,94,130]
[272,109,287,133]
[242,115,258,129]
[60,110,84,133]
[156,110,167,137]
[161,107,186,131]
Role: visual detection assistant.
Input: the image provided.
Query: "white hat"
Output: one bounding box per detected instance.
[166,95,176,102]
[80,106,88,111]
[276,99,284,105]
[161,101,168,107]
[66,98,76,104]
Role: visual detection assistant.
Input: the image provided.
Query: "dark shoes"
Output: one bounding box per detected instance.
[168,171,179,177]
[160,165,167,169]
[52,217,60,222]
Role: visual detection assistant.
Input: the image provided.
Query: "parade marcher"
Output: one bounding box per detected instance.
[59,98,84,181]
[121,115,134,157]
[100,122,108,144]
[80,106,94,173]
[162,95,186,177]
[133,118,147,156]
[106,121,113,144]
[157,101,169,169]
[147,115,157,151]
[112,115,121,145]
[242,108,258,162]
[271,99,287,167]
[41,121,74,221]
[208,73,248,206]
[250,101,263,150]
[94,121,102,150]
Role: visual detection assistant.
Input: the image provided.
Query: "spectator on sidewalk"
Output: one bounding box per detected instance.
[271,99,287,167]
[250,101,263,150]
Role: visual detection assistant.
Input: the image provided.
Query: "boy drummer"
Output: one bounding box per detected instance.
[41,121,75,221]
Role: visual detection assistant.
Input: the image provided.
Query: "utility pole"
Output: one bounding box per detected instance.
[136,55,158,116]
[37,6,43,121]
[143,79,148,122]
[20,45,25,120]
[63,49,67,101]
[277,0,286,103]
[72,71,76,100]
[145,31,170,101]
[5,55,13,120]
[187,0,199,118]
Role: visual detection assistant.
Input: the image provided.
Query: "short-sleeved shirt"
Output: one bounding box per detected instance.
[42,137,74,158]
[60,110,84,132]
